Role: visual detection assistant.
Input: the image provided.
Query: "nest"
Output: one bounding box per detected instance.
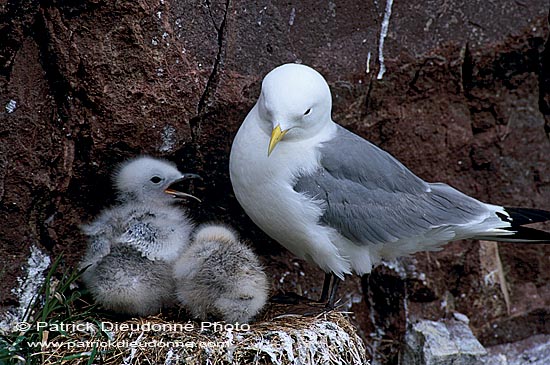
[33,309,368,365]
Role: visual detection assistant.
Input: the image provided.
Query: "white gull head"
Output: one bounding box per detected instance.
[257,63,333,155]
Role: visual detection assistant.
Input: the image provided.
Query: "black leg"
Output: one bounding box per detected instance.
[327,274,341,308]
[319,272,332,303]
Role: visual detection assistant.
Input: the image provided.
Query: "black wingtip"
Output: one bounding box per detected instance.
[499,226,550,243]
[501,207,550,226]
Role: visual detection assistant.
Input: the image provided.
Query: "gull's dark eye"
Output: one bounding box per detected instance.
[304,108,312,116]
[150,176,162,184]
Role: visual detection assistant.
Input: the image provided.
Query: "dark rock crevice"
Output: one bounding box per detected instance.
[195,0,230,117]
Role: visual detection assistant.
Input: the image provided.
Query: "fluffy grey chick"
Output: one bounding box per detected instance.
[82,244,175,316]
[173,224,268,323]
[80,156,199,316]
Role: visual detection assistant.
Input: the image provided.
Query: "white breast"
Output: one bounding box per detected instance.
[230,107,352,277]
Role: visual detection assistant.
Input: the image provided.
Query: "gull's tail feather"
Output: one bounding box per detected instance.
[501,226,550,242]
[476,207,550,243]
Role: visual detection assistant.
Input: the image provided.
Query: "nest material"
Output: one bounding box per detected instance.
[34,310,369,364]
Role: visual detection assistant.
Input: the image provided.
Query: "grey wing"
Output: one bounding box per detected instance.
[318,125,429,194]
[294,126,490,245]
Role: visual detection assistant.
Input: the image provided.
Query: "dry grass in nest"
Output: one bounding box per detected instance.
[35,308,369,365]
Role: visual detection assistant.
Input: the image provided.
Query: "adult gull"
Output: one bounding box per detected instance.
[229,63,550,304]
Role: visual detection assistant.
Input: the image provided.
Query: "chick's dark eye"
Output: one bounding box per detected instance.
[304,108,312,116]
[150,176,162,184]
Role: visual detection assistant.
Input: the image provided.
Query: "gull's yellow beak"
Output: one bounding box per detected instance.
[268,124,288,156]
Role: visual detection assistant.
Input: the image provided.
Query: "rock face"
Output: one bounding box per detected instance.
[401,316,487,365]
[486,334,550,365]
[1,0,549,363]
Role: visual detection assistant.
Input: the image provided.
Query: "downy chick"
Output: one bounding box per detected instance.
[173,224,268,323]
[80,156,199,316]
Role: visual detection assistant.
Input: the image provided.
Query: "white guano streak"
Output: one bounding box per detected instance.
[377,0,394,80]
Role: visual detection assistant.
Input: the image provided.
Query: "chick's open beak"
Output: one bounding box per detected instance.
[164,173,202,202]
[268,124,289,156]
